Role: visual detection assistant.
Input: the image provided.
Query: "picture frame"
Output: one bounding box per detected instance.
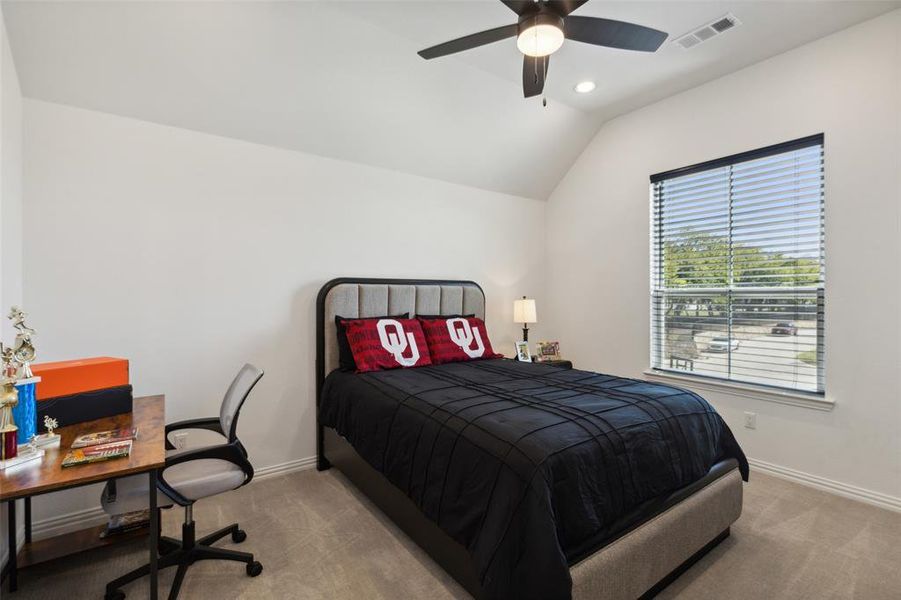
[515,341,531,362]
[534,341,561,362]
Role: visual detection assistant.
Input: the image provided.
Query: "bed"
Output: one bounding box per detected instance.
[316,278,747,600]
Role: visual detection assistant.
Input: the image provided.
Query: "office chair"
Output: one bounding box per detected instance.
[101,364,264,600]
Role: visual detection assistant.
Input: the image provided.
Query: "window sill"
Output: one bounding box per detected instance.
[642,369,834,411]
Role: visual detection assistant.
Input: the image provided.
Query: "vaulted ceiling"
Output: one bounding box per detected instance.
[3,1,898,199]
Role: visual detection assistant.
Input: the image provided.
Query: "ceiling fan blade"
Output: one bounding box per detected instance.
[548,1,590,16]
[418,24,518,59]
[522,55,549,98]
[565,16,668,52]
[500,1,537,15]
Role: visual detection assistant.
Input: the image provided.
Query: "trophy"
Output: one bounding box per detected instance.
[9,306,36,378]
[0,307,39,456]
[0,347,18,460]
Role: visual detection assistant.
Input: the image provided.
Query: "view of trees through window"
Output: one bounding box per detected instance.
[663,232,820,288]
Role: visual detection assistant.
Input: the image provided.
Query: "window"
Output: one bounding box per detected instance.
[650,135,825,394]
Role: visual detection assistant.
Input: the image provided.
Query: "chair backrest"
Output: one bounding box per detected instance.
[219,363,264,442]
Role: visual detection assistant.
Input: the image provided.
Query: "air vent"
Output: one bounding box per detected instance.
[673,14,741,50]
[676,35,701,49]
[711,17,737,33]
[694,26,717,41]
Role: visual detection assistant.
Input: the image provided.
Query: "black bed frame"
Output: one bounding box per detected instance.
[314,277,729,599]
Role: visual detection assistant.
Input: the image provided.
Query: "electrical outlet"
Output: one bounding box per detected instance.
[173,432,189,450]
[743,411,757,430]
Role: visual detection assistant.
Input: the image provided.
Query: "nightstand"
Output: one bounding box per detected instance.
[534,359,573,370]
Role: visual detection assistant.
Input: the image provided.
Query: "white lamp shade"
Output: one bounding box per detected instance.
[513,298,537,324]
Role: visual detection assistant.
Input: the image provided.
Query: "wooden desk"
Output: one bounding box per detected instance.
[1,396,166,599]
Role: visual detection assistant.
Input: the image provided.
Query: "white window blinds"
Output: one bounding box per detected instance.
[650,135,825,394]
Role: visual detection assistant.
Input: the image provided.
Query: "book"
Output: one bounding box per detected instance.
[71,427,138,449]
[100,520,149,539]
[62,440,132,467]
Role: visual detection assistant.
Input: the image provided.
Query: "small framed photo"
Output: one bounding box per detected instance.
[515,341,531,362]
[535,341,561,362]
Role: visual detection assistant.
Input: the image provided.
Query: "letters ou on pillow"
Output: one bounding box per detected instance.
[341,318,432,373]
[335,313,409,371]
[418,317,502,364]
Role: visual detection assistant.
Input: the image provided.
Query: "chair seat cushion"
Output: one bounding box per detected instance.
[164,457,247,501]
[101,449,247,515]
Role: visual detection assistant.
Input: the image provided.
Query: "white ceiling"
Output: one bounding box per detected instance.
[3,1,898,199]
[358,1,901,116]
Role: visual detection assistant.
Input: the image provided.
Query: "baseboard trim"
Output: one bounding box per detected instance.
[748,457,901,513]
[253,455,317,480]
[32,505,108,539]
[14,455,318,546]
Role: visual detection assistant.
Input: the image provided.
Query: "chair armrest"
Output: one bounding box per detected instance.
[166,417,223,435]
[165,417,223,450]
[156,443,254,506]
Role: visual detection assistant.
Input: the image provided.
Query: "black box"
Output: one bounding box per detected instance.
[37,385,134,428]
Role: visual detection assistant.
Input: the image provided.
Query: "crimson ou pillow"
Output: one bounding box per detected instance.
[418,317,502,365]
[341,317,432,373]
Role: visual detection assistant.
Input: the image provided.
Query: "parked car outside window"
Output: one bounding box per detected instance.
[771,322,798,336]
[707,336,740,353]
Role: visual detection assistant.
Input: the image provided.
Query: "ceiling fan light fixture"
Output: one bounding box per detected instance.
[517,24,564,57]
[516,13,565,57]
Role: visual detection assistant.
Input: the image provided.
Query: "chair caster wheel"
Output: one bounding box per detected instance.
[246,561,263,577]
[232,529,247,543]
[105,590,126,600]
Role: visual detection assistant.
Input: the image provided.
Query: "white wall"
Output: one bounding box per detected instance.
[1,6,22,336]
[22,99,547,526]
[546,11,901,505]
[0,5,24,568]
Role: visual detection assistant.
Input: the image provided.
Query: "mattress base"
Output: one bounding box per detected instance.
[572,468,742,600]
[322,426,743,599]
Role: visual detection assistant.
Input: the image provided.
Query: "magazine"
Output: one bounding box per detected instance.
[100,509,150,538]
[62,440,133,467]
[71,427,138,449]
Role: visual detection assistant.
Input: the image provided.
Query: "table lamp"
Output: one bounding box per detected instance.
[513,297,537,343]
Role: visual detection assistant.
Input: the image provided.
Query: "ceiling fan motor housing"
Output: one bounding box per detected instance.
[517,10,565,37]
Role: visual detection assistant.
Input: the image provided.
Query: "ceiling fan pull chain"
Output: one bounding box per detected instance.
[541,55,546,106]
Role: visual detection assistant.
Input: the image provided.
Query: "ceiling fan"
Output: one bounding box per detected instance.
[417,0,668,99]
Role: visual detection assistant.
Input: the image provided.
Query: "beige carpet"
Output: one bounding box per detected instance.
[9,469,901,599]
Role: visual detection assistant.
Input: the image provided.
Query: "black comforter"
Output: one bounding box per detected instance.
[320,359,747,599]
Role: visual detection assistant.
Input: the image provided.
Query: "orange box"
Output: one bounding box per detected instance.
[31,357,129,400]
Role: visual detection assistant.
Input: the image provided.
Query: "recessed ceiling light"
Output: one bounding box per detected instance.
[574,81,596,94]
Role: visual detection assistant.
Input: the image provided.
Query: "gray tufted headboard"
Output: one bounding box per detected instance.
[316,278,485,380]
